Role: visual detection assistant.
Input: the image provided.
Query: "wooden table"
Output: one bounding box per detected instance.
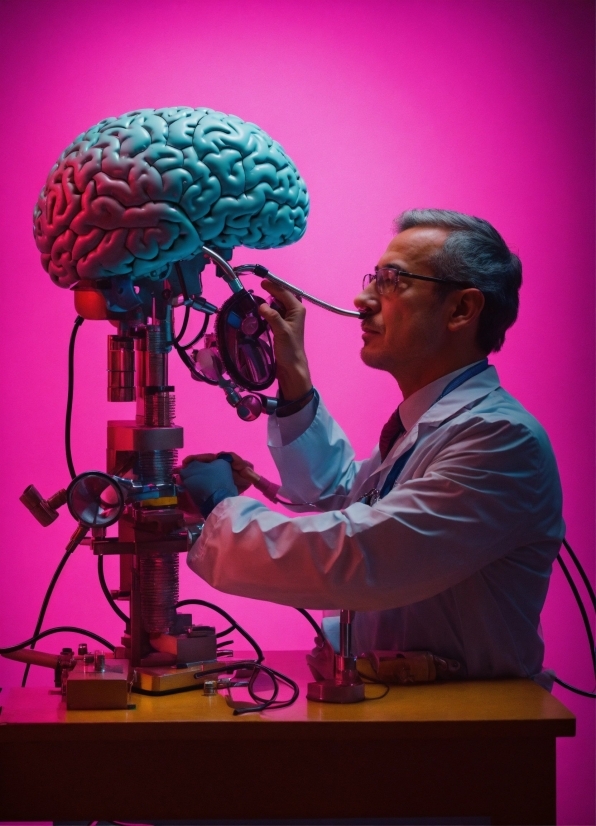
[0,651,575,825]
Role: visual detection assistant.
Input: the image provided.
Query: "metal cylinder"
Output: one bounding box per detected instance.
[139,552,179,633]
[135,325,171,420]
[108,336,135,402]
[144,390,175,427]
[138,449,178,486]
[146,326,169,386]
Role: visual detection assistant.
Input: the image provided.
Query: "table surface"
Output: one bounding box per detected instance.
[0,650,576,740]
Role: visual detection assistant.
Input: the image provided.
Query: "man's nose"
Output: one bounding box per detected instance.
[354,285,380,316]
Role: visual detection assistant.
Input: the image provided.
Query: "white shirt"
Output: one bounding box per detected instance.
[188,365,564,680]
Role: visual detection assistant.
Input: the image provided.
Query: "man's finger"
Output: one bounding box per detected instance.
[258,301,286,332]
[180,453,217,467]
[260,279,304,311]
[216,451,254,471]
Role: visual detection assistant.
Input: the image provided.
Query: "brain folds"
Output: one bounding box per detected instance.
[33,107,309,287]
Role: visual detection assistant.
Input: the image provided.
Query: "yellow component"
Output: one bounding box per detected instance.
[142,496,178,508]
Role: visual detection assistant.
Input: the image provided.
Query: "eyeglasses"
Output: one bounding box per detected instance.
[362,266,470,296]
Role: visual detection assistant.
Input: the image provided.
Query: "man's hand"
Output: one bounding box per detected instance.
[258,280,312,401]
[178,458,239,518]
[181,452,255,494]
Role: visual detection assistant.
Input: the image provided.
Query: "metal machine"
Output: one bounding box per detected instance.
[16,244,366,705]
[9,107,367,707]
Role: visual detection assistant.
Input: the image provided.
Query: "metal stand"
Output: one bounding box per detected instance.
[306,610,365,703]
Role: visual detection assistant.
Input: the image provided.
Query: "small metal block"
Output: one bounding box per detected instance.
[306,679,366,704]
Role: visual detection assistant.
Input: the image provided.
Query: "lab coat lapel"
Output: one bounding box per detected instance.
[351,367,501,499]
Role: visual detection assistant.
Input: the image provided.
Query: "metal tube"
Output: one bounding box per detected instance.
[108,335,135,402]
[202,246,244,293]
[233,264,363,318]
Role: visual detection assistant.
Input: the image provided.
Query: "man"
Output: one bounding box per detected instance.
[185,209,564,682]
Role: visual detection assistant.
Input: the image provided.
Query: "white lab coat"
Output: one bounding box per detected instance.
[188,366,564,679]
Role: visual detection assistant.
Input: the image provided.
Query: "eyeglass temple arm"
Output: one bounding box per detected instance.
[233,264,364,318]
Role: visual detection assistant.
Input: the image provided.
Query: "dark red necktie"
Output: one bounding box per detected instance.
[379,408,405,460]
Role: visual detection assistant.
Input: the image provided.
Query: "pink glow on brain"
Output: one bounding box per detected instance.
[33,107,309,287]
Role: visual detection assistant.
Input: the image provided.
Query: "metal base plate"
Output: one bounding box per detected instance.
[134,659,234,695]
[306,678,366,703]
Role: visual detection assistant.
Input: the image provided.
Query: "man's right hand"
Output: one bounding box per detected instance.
[181,452,255,494]
[258,280,313,401]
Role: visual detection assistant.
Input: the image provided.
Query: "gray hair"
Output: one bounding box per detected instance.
[395,208,522,353]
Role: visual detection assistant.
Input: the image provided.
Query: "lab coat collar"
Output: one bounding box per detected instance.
[374,365,500,475]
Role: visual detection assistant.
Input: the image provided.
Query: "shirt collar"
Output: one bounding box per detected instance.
[399,360,488,433]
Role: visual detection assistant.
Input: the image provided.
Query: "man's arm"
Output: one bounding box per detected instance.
[259,280,366,506]
[188,417,564,609]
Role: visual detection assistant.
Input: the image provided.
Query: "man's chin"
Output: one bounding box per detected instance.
[360,346,386,371]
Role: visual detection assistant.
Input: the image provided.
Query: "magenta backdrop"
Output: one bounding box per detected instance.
[0,0,593,823]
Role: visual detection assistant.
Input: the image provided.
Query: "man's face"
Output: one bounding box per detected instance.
[355,226,452,378]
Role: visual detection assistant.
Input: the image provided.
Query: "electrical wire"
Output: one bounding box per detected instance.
[176,598,264,662]
[65,315,84,480]
[180,310,210,349]
[173,304,191,344]
[21,546,75,686]
[556,553,596,677]
[216,624,235,638]
[1,626,115,654]
[98,555,129,624]
[197,658,299,715]
[358,676,391,701]
[294,607,322,636]
[552,675,596,699]
[562,539,596,611]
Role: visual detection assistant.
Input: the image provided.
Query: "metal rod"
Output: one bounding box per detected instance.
[233,264,363,318]
[202,246,244,293]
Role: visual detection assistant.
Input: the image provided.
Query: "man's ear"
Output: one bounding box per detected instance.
[447,288,485,332]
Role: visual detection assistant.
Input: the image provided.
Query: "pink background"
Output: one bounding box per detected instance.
[0,0,593,823]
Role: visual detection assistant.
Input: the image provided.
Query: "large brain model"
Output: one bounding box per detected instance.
[33,107,309,287]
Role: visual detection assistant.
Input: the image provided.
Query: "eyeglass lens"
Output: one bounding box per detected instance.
[362,269,398,295]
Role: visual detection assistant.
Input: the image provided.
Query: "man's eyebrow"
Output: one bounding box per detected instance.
[375,263,402,273]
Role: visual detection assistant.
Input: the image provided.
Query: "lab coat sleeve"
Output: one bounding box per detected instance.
[188,415,564,610]
[267,394,370,508]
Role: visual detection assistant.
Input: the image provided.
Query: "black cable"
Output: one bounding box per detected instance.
[556,553,596,677]
[21,546,75,686]
[200,658,299,715]
[65,315,84,480]
[562,539,596,612]
[175,262,190,301]
[363,681,391,700]
[233,661,298,715]
[294,607,322,636]
[216,624,235,638]
[552,675,596,699]
[98,555,129,624]
[1,625,115,654]
[180,311,210,349]
[247,661,280,706]
[173,305,191,344]
[175,599,264,662]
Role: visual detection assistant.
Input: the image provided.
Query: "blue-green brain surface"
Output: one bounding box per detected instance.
[33,107,309,287]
